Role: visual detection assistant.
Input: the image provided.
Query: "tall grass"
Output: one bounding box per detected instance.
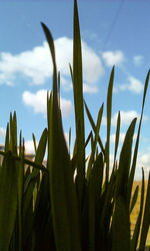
[0,0,150,250]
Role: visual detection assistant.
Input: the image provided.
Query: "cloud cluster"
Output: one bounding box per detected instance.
[22,89,73,118]
[0,38,104,90]
[102,50,125,67]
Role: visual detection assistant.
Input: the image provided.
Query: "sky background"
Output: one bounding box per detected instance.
[0,0,150,179]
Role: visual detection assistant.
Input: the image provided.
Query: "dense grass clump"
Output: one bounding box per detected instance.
[0,0,150,250]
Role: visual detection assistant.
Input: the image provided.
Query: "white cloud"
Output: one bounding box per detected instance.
[133,55,143,66]
[0,127,5,138]
[102,110,147,127]
[110,132,137,144]
[0,38,104,87]
[22,89,72,118]
[102,50,124,67]
[83,83,98,93]
[120,76,143,94]
[136,149,150,179]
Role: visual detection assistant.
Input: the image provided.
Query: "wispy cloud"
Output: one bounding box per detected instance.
[102,50,125,67]
[133,55,143,66]
[22,89,72,118]
[119,76,143,94]
[83,83,98,94]
[0,38,104,87]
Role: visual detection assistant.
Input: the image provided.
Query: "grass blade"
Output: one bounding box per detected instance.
[84,100,105,155]
[112,118,137,251]
[87,104,104,179]
[131,169,145,251]
[105,66,114,182]
[139,172,150,251]
[114,111,120,166]
[88,153,104,250]
[0,152,17,251]
[32,133,37,153]
[130,185,139,214]
[128,70,150,202]
[73,0,85,207]
[42,20,81,251]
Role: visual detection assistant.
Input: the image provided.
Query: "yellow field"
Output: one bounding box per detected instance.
[130,180,150,246]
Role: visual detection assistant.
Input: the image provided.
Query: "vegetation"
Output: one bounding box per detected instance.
[0,0,150,250]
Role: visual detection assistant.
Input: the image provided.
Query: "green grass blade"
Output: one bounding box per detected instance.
[84,100,105,155]
[73,0,85,207]
[85,130,92,149]
[17,134,24,251]
[116,118,137,200]
[139,172,150,251]
[87,104,103,179]
[9,112,13,151]
[88,153,104,250]
[32,133,37,153]
[130,185,139,214]
[34,128,47,166]
[42,20,81,250]
[5,123,9,152]
[24,128,47,192]
[112,195,130,251]
[128,70,150,202]
[112,118,137,251]
[69,128,71,155]
[114,111,120,165]
[41,22,57,96]
[131,169,145,251]
[0,152,17,251]
[105,66,114,182]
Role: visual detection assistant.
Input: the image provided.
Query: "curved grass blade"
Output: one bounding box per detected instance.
[42,20,81,251]
[116,118,137,200]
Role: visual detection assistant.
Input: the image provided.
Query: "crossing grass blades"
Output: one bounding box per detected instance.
[0,0,150,250]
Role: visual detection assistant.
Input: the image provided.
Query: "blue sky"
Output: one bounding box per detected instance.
[0,0,150,179]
